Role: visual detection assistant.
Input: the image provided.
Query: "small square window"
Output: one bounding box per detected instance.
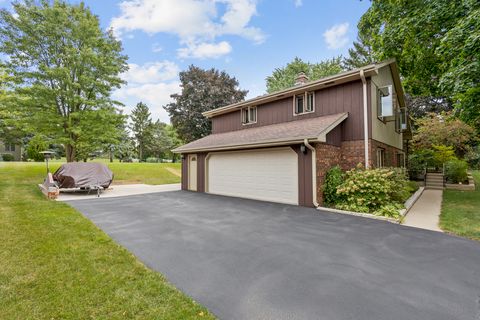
[242,106,257,125]
[294,92,314,115]
[4,143,15,152]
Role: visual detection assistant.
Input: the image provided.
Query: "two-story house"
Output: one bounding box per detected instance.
[173,59,408,207]
[0,139,22,161]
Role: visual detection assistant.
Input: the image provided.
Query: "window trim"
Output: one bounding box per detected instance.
[396,151,405,168]
[377,85,394,120]
[241,106,257,125]
[4,143,15,152]
[293,91,315,116]
[376,148,386,168]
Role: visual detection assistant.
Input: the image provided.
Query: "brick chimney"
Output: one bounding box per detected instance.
[294,72,309,86]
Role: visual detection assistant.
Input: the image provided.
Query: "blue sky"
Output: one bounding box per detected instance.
[2,0,371,122]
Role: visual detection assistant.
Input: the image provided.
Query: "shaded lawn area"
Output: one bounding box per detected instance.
[0,162,213,319]
[440,170,480,241]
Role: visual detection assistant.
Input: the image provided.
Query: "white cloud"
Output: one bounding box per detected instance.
[110,0,264,59]
[294,0,303,7]
[323,22,349,49]
[113,61,180,122]
[122,61,179,84]
[177,41,232,59]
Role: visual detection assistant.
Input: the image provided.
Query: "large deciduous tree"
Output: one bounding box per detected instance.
[0,1,128,162]
[266,57,343,93]
[164,65,247,142]
[356,0,478,125]
[129,102,153,161]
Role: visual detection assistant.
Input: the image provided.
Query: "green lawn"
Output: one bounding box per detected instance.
[440,170,480,241]
[0,162,214,319]
[4,160,182,185]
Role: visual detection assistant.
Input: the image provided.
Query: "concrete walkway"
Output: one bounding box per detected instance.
[57,183,181,201]
[403,189,443,232]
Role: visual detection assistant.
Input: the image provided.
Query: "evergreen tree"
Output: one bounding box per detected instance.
[130,102,153,161]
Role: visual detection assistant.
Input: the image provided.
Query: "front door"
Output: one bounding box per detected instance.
[188,154,197,191]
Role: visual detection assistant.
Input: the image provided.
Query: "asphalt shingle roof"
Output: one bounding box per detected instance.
[173,112,347,153]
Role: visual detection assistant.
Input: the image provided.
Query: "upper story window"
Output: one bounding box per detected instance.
[294,92,314,115]
[377,85,394,118]
[395,107,408,133]
[241,106,257,125]
[4,143,15,152]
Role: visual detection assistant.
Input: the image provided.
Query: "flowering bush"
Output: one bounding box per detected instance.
[334,165,410,219]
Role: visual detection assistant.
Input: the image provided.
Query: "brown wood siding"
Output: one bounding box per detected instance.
[326,123,343,147]
[211,80,366,141]
[292,145,313,207]
[181,155,188,190]
[196,153,206,192]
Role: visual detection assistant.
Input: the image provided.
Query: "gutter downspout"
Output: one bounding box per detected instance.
[304,139,319,207]
[360,69,370,168]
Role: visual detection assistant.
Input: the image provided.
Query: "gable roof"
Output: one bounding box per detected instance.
[202,58,405,118]
[173,113,348,153]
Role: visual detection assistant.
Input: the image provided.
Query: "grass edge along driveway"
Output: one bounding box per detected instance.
[0,162,214,319]
[440,170,480,241]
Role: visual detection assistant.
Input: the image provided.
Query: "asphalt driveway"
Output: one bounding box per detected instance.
[69,191,480,320]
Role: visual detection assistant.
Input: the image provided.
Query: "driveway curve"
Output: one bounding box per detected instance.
[69,191,480,320]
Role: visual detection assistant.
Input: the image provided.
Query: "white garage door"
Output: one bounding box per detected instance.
[207,148,298,205]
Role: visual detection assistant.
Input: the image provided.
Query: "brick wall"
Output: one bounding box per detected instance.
[315,139,404,204]
[340,140,368,170]
[315,143,341,204]
[370,139,403,168]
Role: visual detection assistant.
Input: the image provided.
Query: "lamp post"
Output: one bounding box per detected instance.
[40,151,55,174]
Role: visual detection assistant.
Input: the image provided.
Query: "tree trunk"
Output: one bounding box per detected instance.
[66,144,76,162]
[139,144,143,162]
[109,150,113,163]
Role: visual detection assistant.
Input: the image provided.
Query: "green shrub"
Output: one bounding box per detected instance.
[323,166,344,205]
[26,135,48,162]
[433,145,457,167]
[444,159,468,183]
[334,166,409,218]
[373,204,403,219]
[403,181,420,201]
[1,154,14,161]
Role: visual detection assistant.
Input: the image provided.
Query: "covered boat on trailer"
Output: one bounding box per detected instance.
[52,162,113,194]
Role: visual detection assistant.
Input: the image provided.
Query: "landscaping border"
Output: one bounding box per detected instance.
[317,186,425,224]
[316,206,400,223]
[445,173,475,191]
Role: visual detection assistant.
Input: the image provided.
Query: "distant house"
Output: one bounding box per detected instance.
[173,59,410,207]
[0,140,22,161]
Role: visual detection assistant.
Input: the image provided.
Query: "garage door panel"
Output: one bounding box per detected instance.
[207,148,298,205]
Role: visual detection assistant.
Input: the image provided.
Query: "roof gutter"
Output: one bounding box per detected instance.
[303,138,319,208]
[172,138,317,154]
[360,69,370,169]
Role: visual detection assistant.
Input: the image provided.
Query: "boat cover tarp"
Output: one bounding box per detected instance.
[53,162,113,189]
